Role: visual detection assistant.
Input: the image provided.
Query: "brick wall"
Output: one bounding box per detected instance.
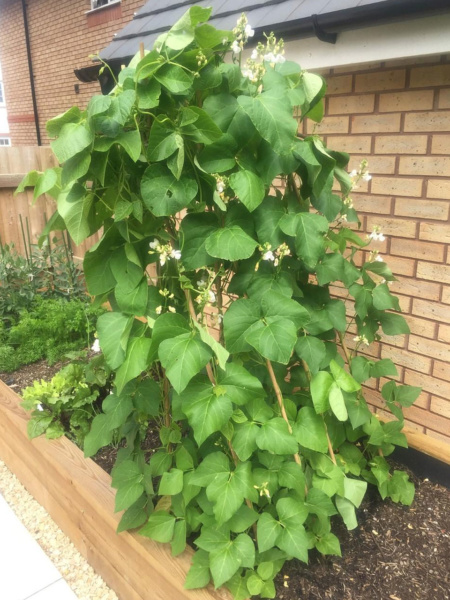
[307,55,450,444]
[0,0,144,146]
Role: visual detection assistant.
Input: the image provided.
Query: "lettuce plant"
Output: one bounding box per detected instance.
[19,8,420,598]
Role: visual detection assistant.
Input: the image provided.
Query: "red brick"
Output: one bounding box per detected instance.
[416,262,450,284]
[404,315,436,339]
[410,65,450,88]
[408,335,450,363]
[437,324,450,343]
[365,216,417,238]
[413,298,450,324]
[355,70,406,92]
[371,177,423,198]
[399,156,450,177]
[427,179,450,199]
[374,134,428,155]
[325,74,353,95]
[328,94,375,115]
[351,113,401,134]
[431,134,450,154]
[419,222,450,244]
[430,397,450,419]
[379,90,434,112]
[404,111,450,132]
[390,238,445,264]
[433,359,449,379]
[394,198,449,221]
[325,135,372,153]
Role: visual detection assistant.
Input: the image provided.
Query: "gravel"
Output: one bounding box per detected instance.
[0,459,118,600]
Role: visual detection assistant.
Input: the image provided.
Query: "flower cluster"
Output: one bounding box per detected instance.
[149,239,181,266]
[368,250,384,263]
[214,175,231,203]
[256,242,291,270]
[353,334,370,347]
[195,276,216,306]
[242,32,285,83]
[368,225,386,242]
[251,33,285,64]
[231,13,254,54]
[91,338,101,353]
[349,159,372,188]
[196,50,207,68]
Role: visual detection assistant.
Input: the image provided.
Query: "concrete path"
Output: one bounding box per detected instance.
[0,493,77,600]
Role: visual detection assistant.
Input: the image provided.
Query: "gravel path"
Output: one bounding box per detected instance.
[0,459,118,600]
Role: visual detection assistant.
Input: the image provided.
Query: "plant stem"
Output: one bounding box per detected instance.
[300,357,337,466]
[265,358,302,467]
[214,269,224,345]
[162,369,172,452]
[324,420,337,465]
[184,287,256,526]
[338,330,352,365]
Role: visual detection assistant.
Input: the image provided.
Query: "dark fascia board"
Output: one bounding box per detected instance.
[76,0,450,83]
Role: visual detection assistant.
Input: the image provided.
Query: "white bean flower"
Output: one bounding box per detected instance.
[245,24,255,37]
[91,338,101,353]
[170,249,182,260]
[155,306,163,315]
[168,306,176,313]
[208,290,216,303]
[37,404,44,412]
[231,40,241,54]
[353,335,370,346]
[263,250,275,261]
[149,238,159,250]
[251,48,259,60]
[375,254,384,262]
[369,226,386,242]
[362,172,372,181]
[263,52,275,62]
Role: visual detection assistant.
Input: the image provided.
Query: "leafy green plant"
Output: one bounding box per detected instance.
[20,8,420,598]
[0,231,86,327]
[0,296,104,372]
[21,353,112,445]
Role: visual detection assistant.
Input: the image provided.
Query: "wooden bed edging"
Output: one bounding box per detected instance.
[0,380,231,600]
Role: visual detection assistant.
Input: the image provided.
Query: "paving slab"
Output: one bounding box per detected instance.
[0,493,76,600]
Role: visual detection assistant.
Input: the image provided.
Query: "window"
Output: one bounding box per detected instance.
[0,82,4,105]
[91,0,118,9]
[0,138,11,146]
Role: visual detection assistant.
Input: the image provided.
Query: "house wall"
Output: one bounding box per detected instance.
[0,63,10,142]
[306,55,450,445]
[0,0,144,146]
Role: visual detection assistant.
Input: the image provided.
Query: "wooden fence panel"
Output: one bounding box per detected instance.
[0,146,101,260]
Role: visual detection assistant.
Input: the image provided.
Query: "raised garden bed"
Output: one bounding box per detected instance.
[1,373,449,600]
[0,379,231,600]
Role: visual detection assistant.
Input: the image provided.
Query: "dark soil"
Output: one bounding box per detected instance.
[276,470,450,600]
[0,357,71,391]
[2,362,449,600]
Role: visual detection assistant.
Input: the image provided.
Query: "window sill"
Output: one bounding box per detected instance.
[85,1,121,15]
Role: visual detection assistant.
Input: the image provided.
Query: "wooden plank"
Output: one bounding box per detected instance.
[0,174,27,187]
[0,380,231,600]
[0,146,98,259]
[402,425,450,465]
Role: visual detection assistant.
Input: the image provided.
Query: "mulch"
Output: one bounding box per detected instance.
[1,359,449,600]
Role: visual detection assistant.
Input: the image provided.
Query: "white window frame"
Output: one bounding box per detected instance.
[89,0,120,11]
[0,138,11,146]
[0,82,5,106]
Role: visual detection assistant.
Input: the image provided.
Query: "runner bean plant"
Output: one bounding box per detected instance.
[19,8,420,598]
